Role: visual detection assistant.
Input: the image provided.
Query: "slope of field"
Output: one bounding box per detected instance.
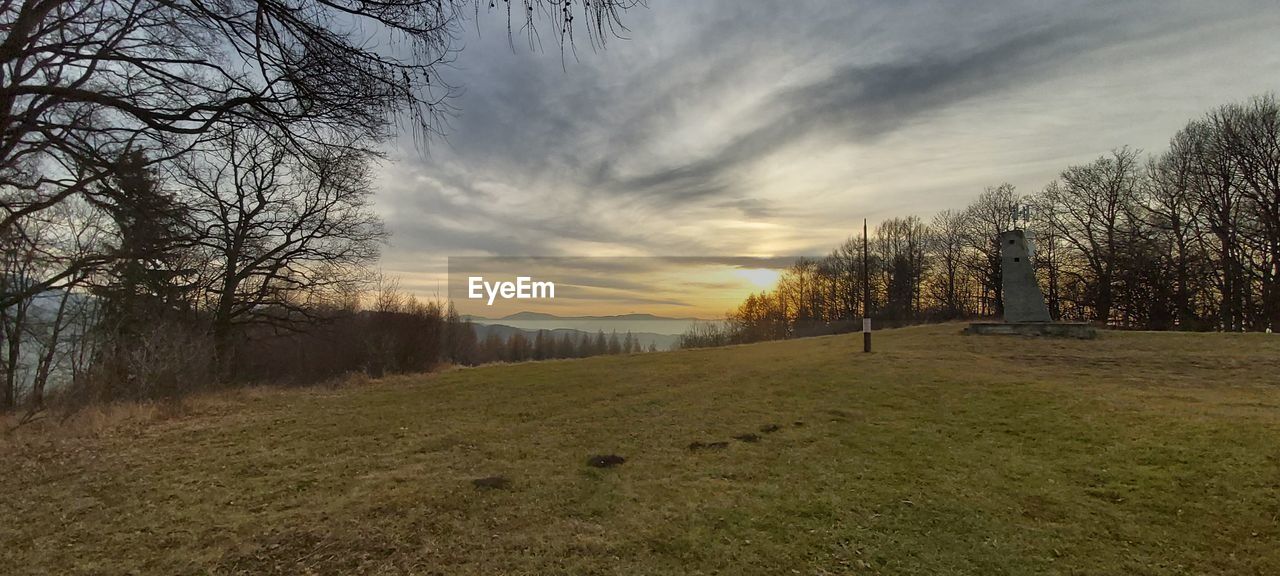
[3,325,1280,574]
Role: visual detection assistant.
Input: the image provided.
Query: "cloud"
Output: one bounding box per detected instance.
[588,17,1120,204]
[373,0,1280,313]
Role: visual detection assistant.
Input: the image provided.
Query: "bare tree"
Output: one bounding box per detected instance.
[176,127,386,356]
[0,230,37,409]
[928,209,967,319]
[1,0,640,308]
[373,273,406,314]
[1143,131,1209,329]
[0,197,101,410]
[1025,193,1068,320]
[1042,148,1142,323]
[1219,96,1280,330]
[1184,111,1249,331]
[875,216,928,320]
[830,235,866,319]
[25,283,80,410]
[961,183,1018,316]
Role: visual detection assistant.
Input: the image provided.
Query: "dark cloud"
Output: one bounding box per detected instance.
[588,16,1124,203]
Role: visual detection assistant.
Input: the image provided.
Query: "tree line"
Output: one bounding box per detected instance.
[370,278,657,369]
[1,0,637,417]
[475,328,659,363]
[683,95,1280,348]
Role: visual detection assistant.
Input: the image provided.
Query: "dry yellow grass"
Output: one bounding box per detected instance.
[2,324,1279,574]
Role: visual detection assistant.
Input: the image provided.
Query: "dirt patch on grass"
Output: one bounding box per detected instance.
[472,475,512,490]
[586,454,626,468]
[732,433,761,443]
[687,441,729,451]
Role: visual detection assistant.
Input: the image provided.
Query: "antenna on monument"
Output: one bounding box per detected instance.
[1011,202,1033,230]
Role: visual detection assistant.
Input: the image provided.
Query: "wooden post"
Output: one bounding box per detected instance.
[863,218,871,353]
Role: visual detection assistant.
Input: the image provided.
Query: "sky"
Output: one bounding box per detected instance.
[372,0,1280,318]
[445,256,793,318]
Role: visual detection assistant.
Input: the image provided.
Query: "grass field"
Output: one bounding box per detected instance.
[3,324,1280,575]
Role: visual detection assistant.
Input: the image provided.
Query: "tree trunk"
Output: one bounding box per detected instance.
[0,327,12,411]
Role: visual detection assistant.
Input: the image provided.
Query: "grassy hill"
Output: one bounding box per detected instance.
[3,324,1280,574]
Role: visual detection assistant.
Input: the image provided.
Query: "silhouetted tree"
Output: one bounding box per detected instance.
[176,127,386,359]
[928,210,968,319]
[1042,147,1143,324]
[557,333,577,358]
[962,184,1019,316]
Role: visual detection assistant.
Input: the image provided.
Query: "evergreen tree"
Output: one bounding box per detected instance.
[593,330,607,356]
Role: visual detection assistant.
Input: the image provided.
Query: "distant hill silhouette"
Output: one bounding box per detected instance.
[466,311,704,322]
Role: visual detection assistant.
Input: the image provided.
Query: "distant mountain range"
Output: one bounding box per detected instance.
[462,311,713,345]
[464,312,704,322]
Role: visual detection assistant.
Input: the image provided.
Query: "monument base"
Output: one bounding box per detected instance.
[964,322,1098,339]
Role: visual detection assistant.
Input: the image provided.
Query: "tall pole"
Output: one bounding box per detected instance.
[863,218,871,353]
